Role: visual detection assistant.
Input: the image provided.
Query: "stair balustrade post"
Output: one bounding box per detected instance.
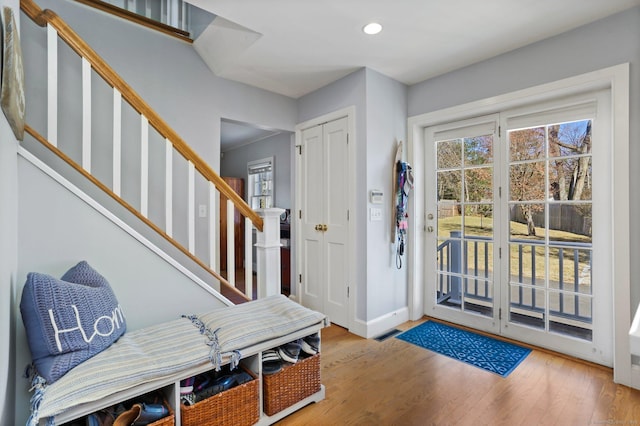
[255,208,283,298]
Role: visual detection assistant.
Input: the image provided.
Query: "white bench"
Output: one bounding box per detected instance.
[29,295,327,425]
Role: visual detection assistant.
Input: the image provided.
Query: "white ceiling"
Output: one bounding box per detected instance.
[187,0,640,99]
[220,119,282,152]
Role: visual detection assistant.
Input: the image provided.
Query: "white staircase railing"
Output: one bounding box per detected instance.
[21,0,281,302]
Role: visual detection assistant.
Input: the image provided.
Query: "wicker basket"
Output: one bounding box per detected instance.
[262,353,321,416]
[180,367,259,426]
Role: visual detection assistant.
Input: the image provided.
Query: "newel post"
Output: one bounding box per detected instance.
[255,208,283,298]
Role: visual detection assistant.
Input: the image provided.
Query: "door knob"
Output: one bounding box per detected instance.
[315,224,322,231]
[427,225,434,233]
[322,224,328,232]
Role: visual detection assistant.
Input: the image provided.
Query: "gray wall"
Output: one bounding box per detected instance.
[15,156,229,424]
[0,2,20,425]
[407,6,640,313]
[220,132,293,210]
[364,69,408,319]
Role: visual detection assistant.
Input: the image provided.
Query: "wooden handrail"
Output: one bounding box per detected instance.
[24,124,251,302]
[20,0,264,233]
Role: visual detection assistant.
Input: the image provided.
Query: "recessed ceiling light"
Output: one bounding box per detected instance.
[363,22,382,35]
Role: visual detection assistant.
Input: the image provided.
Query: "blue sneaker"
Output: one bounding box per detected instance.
[262,349,282,375]
[194,375,237,402]
[278,339,302,363]
[301,333,320,355]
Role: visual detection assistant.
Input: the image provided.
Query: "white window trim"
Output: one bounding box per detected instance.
[407,63,630,386]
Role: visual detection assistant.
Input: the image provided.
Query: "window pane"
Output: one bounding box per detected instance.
[437,170,461,202]
[510,284,545,330]
[549,157,592,201]
[463,204,493,238]
[548,290,592,341]
[548,120,592,159]
[509,127,544,162]
[437,272,463,309]
[464,167,492,202]
[548,246,592,295]
[510,162,545,201]
[509,244,545,287]
[464,135,493,165]
[438,207,461,238]
[510,203,546,241]
[548,203,592,244]
[437,139,462,169]
[464,277,493,317]
[465,240,493,280]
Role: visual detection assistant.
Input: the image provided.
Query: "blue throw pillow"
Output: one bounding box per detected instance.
[20,261,126,384]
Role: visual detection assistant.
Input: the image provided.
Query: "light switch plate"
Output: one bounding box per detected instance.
[370,207,382,221]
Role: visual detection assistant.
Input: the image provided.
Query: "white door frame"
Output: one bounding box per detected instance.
[407,64,631,385]
[294,106,357,332]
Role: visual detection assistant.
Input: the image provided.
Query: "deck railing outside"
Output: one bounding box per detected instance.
[437,233,593,334]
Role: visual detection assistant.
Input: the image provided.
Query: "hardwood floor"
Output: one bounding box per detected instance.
[276,319,640,426]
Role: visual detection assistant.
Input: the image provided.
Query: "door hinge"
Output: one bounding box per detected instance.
[299,210,302,219]
[347,286,350,298]
[499,186,502,198]
[347,210,350,221]
[499,308,502,320]
[297,145,302,155]
[499,247,502,259]
[299,274,302,283]
[499,126,501,137]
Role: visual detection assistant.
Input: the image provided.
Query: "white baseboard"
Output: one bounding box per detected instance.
[631,364,640,390]
[350,307,409,339]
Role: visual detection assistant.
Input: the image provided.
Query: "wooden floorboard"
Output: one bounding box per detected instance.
[275,318,640,425]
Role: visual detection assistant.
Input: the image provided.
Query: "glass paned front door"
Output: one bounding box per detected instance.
[436,131,495,318]
[507,119,593,341]
[425,91,612,366]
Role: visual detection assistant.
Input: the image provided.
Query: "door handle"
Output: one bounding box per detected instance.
[315,224,322,231]
[315,224,328,232]
[322,224,328,232]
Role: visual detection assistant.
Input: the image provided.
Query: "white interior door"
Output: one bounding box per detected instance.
[298,117,350,327]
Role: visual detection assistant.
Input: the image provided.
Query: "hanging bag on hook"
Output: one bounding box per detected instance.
[396,160,413,268]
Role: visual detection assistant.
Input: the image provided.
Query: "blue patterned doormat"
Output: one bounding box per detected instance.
[396,321,531,377]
